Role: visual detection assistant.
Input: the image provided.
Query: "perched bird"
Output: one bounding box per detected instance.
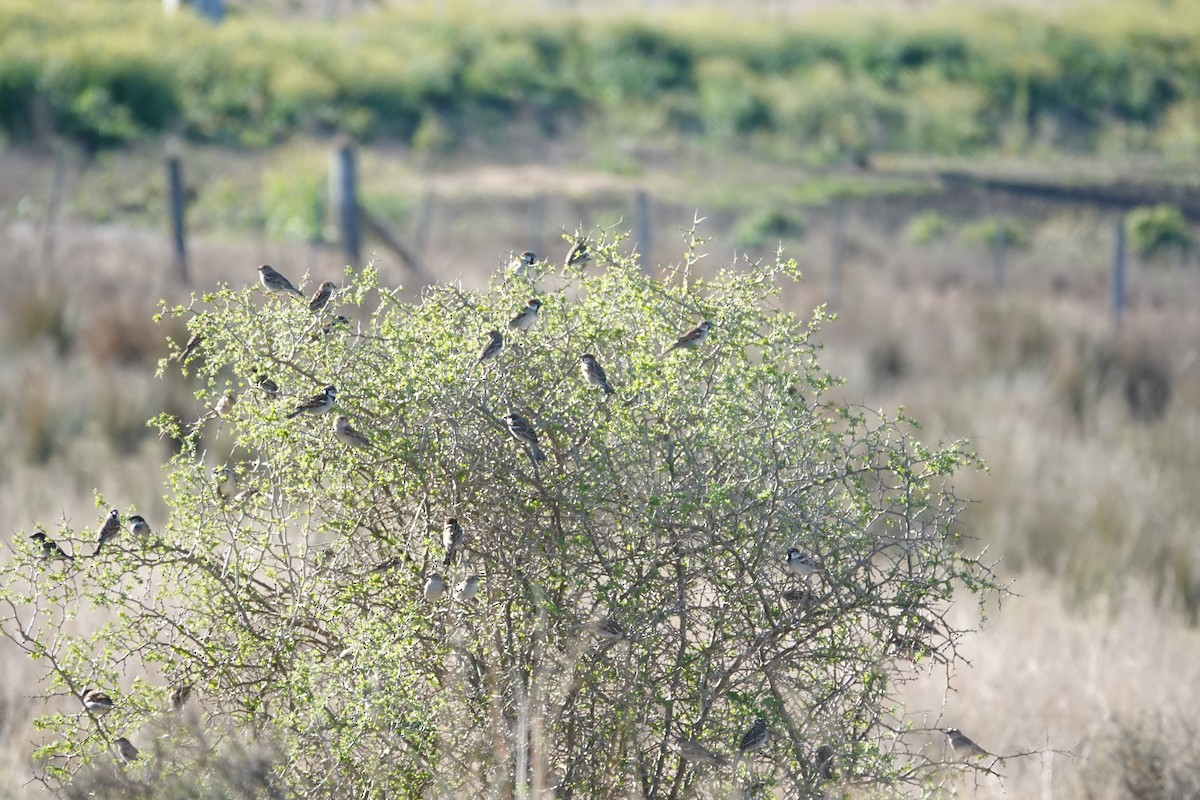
[308,281,336,312]
[251,370,279,399]
[676,738,727,767]
[333,415,373,449]
[814,744,836,780]
[287,385,337,419]
[786,547,819,577]
[257,264,303,297]
[477,330,504,366]
[30,530,72,561]
[113,737,139,763]
[579,353,615,395]
[585,616,625,642]
[213,466,237,501]
[316,315,351,338]
[170,684,192,712]
[782,587,819,611]
[454,575,480,603]
[508,298,542,333]
[738,718,769,755]
[510,250,537,276]
[94,509,121,556]
[565,239,592,269]
[442,517,464,567]
[503,411,545,463]
[177,331,203,363]
[424,572,446,602]
[943,728,989,760]
[126,515,151,538]
[214,394,236,417]
[82,688,115,716]
[661,320,713,356]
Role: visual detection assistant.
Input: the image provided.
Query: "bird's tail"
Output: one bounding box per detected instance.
[531,445,546,463]
[285,409,303,419]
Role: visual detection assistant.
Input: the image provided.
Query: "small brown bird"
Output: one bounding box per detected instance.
[333,415,373,449]
[565,239,592,269]
[251,370,279,398]
[94,509,121,556]
[585,616,625,641]
[943,728,989,760]
[308,281,336,312]
[442,517,464,567]
[477,330,504,366]
[454,575,480,603]
[579,353,614,395]
[177,331,203,363]
[287,385,336,419]
[510,250,537,276]
[214,393,236,417]
[170,684,192,712]
[503,411,545,463]
[786,547,819,577]
[113,737,139,763]
[30,530,72,561]
[676,738,726,766]
[737,718,769,754]
[661,320,712,356]
[213,466,237,501]
[508,298,542,333]
[82,688,115,716]
[257,264,303,297]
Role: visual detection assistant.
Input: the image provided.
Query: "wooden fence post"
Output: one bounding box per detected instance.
[992,223,1007,294]
[166,154,189,284]
[1113,215,1127,328]
[634,189,651,268]
[830,202,847,310]
[330,143,360,266]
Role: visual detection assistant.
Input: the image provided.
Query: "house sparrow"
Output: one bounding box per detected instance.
[510,250,537,276]
[170,684,192,712]
[257,264,302,297]
[661,320,712,356]
[94,509,121,556]
[113,737,139,763]
[454,575,480,603]
[565,239,592,269]
[315,315,351,339]
[177,331,203,363]
[333,415,373,449]
[213,466,237,500]
[943,728,989,760]
[503,412,545,463]
[676,738,726,766]
[579,353,614,395]
[308,281,336,312]
[30,530,72,560]
[508,298,542,333]
[477,330,504,366]
[287,385,337,419]
[214,394,236,417]
[737,718,769,754]
[126,515,151,538]
[786,547,819,577]
[442,517,463,567]
[424,572,446,602]
[814,744,836,780]
[82,688,115,716]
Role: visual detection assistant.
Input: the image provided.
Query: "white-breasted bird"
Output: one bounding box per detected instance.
[257,264,303,297]
[454,575,480,603]
[737,717,769,754]
[213,466,237,500]
[442,517,464,567]
[214,394,236,417]
[287,385,336,419]
[127,515,150,538]
[424,572,446,602]
[30,530,72,561]
[579,353,614,395]
[565,239,592,269]
[510,250,537,276]
[661,320,712,356]
[943,728,989,760]
[94,509,121,556]
[477,330,504,366]
[508,298,542,333]
[585,616,625,641]
[333,415,373,449]
[504,411,545,463]
[308,281,336,312]
[786,547,819,577]
[676,738,727,767]
[82,688,114,716]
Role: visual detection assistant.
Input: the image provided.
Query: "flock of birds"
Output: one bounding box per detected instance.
[21,241,992,775]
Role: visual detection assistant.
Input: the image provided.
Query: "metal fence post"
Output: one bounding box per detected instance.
[330,143,360,266]
[166,154,188,284]
[1113,215,1127,328]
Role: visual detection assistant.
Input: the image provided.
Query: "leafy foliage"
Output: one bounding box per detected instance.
[1127,203,1195,262]
[0,232,997,797]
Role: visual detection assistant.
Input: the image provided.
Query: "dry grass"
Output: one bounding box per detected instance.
[3,140,1200,796]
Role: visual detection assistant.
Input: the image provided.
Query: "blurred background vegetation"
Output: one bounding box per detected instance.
[2,0,1200,796]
